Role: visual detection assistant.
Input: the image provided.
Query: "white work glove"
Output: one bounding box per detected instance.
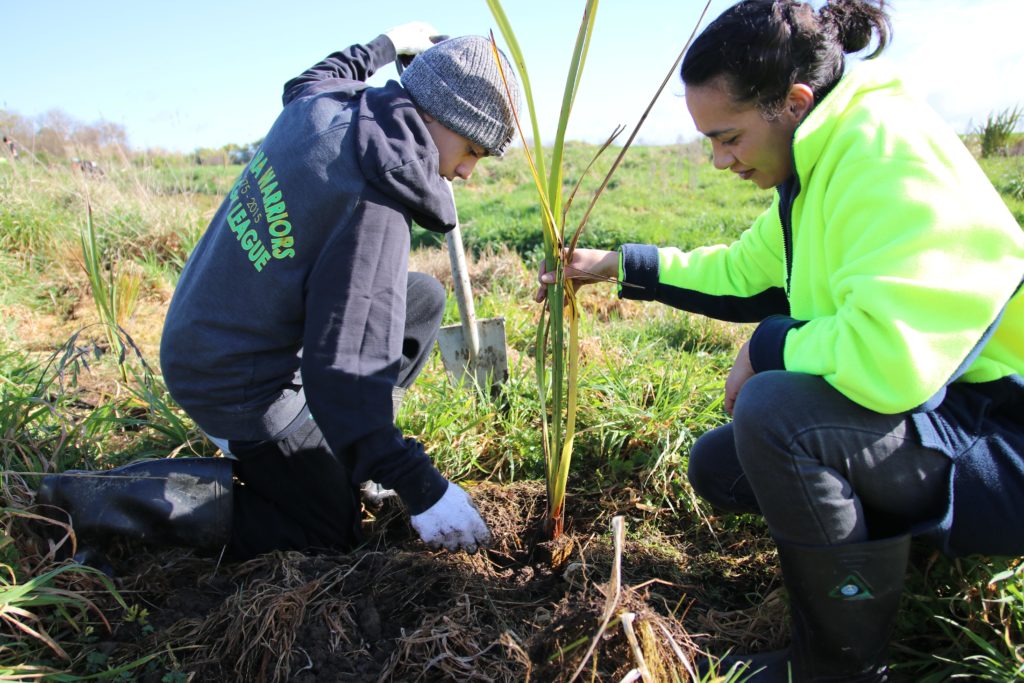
[410,482,492,553]
[384,21,442,56]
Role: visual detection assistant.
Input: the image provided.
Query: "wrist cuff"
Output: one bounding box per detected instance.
[749,315,804,372]
[394,464,448,515]
[369,34,398,69]
[619,244,659,301]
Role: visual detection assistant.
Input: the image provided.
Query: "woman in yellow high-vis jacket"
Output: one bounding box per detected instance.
[539,0,1024,679]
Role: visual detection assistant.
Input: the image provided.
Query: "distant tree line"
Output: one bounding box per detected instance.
[1,108,127,163]
[0,107,261,166]
[192,140,263,166]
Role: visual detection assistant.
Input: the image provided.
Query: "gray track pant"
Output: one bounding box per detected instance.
[687,371,952,546]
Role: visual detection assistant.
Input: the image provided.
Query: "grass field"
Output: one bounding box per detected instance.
[1,145,1023,680]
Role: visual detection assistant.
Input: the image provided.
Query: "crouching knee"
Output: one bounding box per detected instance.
[407,272,446,327]
[687,425,759,514]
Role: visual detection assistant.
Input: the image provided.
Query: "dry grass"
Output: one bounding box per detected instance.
[177,553,360,682]
[378,598,526,682]
[1,156,203,364]
[409,243,529,296]
[699,584,789,654]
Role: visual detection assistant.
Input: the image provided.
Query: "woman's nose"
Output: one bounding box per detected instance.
[712,145,733,171]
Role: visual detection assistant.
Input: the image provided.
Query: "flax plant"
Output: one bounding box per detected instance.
[486,0,712,539]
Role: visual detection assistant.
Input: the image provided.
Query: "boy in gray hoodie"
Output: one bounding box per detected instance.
[38,23,520,561]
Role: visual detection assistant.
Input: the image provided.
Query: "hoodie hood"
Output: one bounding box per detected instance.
[354,81,458,233]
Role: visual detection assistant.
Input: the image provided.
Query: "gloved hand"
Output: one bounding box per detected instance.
[384,21,442,56]
[410,482,492,553]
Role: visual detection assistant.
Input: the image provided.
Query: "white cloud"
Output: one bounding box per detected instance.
[887,0,1024,133]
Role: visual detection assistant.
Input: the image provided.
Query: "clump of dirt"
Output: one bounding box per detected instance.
[73,481,782,682]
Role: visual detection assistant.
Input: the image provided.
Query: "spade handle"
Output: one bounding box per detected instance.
[444,183,480,363]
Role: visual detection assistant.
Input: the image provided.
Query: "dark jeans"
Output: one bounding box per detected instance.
[687,372,952,546]
[228,272,445,559]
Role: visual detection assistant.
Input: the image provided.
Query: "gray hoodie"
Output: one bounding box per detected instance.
[160,36,454,513]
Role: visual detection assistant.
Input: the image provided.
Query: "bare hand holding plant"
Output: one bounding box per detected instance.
[535,248,618,303]
[724,339,755,416]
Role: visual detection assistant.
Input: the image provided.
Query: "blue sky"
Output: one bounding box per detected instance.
[2,0,1022,152]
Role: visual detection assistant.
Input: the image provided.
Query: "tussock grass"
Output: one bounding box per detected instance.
[977,105,1023,159]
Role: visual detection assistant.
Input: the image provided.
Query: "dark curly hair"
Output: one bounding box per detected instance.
[681,0,891,118]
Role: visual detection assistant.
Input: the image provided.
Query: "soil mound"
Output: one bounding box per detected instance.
[51,481,783,682]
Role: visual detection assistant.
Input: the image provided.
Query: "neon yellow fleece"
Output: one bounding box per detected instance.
[619,59,1024,414]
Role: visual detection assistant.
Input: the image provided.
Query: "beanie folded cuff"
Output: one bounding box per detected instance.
[399,35,519,157]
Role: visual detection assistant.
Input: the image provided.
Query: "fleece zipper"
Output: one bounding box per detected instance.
[776,174,799,297]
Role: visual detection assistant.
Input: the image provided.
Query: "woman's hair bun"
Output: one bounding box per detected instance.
[819,0,891,57]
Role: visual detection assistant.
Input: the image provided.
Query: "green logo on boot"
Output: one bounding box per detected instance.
[830,573,874,600]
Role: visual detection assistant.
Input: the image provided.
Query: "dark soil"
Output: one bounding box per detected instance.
[70,481,784,682]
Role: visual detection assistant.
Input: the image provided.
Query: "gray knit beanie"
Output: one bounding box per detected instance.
[401,35,521,157]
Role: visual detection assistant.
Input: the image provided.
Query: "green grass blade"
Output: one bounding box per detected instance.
[551,296,580,516]
[535,304,553,492]
[548,0,600,224]
[486,0,547,184]
[81,205,114,328]
[549,279,565,483]
[487,31,560,254]
[567,0,599,115]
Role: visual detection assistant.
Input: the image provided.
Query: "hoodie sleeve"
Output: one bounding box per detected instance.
[283,35,397,105]
[617,202,789,322]
[300,191,448,514]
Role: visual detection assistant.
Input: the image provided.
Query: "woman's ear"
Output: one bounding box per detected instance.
[786,83,815,122]
[420,111,436,125]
